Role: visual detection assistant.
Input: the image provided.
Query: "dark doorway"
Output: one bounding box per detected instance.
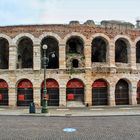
[72,59,79,68]
[0,79,8,106]
[136,41,140,63]
[66,37,84,54]
[115,39,128,63]
[115,79,129,105]
[91,37,107,62]
[66,79,84,105]
[0,38,9,69]
[41,37,59,69]
[17,79,33,106]
[137,80,140,104]
[17,37,33,68]
[92,79,108,105]
[41,79,59,106]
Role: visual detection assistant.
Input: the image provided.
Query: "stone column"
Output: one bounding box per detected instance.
[129,84,137,105]
[8,87,16,107]
[108,83,116,106]
[130,43,136,69]
[85,70,92,106]
[33,87,41,107]
[59,43,66,69]
[85,84,92,106]
[33,44,41,70]
[85,44,92,68]
[109,41,115,67]
[9,45,17,70]
[59,87,66,107]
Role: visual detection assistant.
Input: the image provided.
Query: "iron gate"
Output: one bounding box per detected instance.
[66,88,84,102]
[0,88,8,106]
[41,88,59,106]
[137,81,140,104]
[137,86,140,104]
[115,80,129,105]
[92,87,108,105]
[17,88,33,106]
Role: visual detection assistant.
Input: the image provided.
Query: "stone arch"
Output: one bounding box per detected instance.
[137,80,140,104]
[0,37,9,69]
[89,33,111,43]
[39,32,61,45]
[66,78,85,107]
[13,33,35,45]
[41,36,59,69]
[17,37,33,69]
[41,78,59,106]
[114,35,132,63]
[92,78,109,106]
[16,79,33,106]
[135,39,140,63]
[115,78,131,105]
[0,34,12,45]
[63,32,86,45]
[65,33,85,68]
[134,37,140,47]
[0,79,9,106]
[90,33,110,63]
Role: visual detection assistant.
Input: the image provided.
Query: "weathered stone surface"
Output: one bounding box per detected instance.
[0,22,140,107]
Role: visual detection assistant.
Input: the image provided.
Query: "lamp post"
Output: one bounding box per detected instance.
[42,44,49,113]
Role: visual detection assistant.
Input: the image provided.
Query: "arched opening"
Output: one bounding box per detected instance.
[0,38,9,69]
[137,80,140,104]
[17,37,33,69]
[66,37,84,54]
[41,37,59,69]
[92,79,108,105]
[17,79,33,106]
[115,79,129,105]
[91,37,107,62]
[0,79,8,106]
[66,79,84,107]
[136,41,140,63]
[115,39,128,63]
[72,59,79,68]
[66,36,84,68]
[41,79,59,106]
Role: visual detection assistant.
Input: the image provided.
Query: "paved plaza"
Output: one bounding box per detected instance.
[0,115,140,140]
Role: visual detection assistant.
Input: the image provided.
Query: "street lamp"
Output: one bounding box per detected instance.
[42,44,49,113]
[41,44,56,113]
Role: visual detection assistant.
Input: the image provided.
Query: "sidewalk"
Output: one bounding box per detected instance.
[0,106,140,116]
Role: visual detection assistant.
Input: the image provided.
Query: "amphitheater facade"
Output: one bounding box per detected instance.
[0,20,140,107]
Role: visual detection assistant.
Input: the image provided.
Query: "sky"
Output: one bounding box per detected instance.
[0,0,139,26]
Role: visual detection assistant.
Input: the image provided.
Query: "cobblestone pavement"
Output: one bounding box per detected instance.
[0,116,140,140]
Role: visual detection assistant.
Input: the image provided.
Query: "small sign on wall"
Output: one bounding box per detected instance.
[0,94,3,100]
[67,94,74,100]
[18,95,25,101]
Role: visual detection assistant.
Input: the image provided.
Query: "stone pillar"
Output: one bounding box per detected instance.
[108,83,116,106]
[129,84,137,105]
[59,43,66,69]
[8,87,16,107]
[33,44,41,70]
[85,70,92,106]
[85,44,92,68]
[9,45,17,70]
[85,84,92,106]
[33,87,41,107]
[109,41,115,67]
[130,43,136,69]
[59,87,66,107]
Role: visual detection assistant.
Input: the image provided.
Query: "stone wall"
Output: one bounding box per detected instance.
[0,23,140,107]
